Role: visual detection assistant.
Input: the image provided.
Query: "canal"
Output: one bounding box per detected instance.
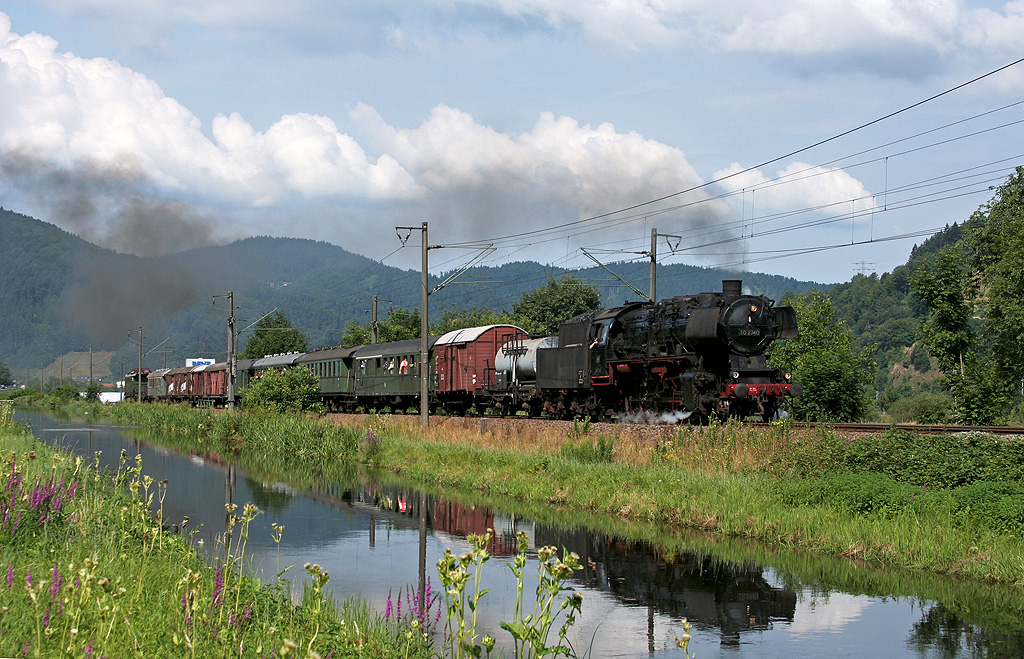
[13,408,1024,658]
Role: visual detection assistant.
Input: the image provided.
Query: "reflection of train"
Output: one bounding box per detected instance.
[132,280,800,421]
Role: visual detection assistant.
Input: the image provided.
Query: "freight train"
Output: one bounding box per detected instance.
[128,280,801,422]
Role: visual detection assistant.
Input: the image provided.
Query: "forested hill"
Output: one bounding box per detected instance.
[0,208,822,371]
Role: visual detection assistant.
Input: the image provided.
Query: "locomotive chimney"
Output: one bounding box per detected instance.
[722,280,742,296]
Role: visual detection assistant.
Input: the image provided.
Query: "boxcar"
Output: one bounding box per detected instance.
[165,366,193,401]
[433,324,528,412]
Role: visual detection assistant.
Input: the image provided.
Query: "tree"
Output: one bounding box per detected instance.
[768,291,874,421]
[909,245,975,375]
[430,305,513,335]
[0,358,12,387]
[907,168,1024,423]
[239,311,309,359]
[341,307,421,345]
[241,366,323,414]
[964,166,1024,384]
[511,275,603,335]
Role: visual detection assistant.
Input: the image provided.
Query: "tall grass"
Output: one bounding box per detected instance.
[0,420,429,658]
[40,401,1024,584]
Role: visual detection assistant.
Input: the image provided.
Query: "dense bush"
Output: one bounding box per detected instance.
[45,384,81,407]
[781,429,1024,488]
[241,367,323,414]
[950,481,1024,534]
[885,393,952,424]
[776,472,918,517]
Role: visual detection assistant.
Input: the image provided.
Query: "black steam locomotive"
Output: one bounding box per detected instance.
[498,280,801,421]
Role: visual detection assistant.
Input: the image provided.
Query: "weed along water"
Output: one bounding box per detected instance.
[12,410,1024,659]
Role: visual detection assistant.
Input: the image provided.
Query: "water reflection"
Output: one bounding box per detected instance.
[13,408,1024,658]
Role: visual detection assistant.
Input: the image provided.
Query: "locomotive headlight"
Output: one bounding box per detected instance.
[730,371,740,379]
[784,372,792,381]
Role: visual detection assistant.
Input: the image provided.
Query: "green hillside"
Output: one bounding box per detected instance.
[0,208,823,374]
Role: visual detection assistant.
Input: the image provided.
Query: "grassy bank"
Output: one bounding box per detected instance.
[97,403,1024,585]
[0,417,429,658]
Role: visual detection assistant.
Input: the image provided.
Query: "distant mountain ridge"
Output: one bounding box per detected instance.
[0,208,826,370]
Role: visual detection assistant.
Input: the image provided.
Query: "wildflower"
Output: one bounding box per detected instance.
[6,564,12,588]
[49,565,62,600]
[212,565,224,606]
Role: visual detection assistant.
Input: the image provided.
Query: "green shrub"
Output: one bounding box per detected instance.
[777,428,1024,488]
[950,481,1024,534]
[45,384,81,407]
[241,367,324,414]
[776,472,916,516]
[885,393,952,424]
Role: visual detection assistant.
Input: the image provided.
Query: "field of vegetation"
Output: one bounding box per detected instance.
[0,416,436,658]
[85,401,1024,585]
[5,388,1024,656]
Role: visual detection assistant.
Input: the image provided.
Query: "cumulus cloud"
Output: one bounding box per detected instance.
[713,161,878,227]
[0,13,728,262]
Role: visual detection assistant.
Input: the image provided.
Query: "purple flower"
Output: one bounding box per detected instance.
[212,565,224,606]
[49,565,62,600]
[6,564,13,588]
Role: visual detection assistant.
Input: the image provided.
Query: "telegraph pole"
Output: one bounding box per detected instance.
[137,327,143,403]
[650,228,657,303]
[419,222,429,428]
[229,292,237,410]
[371,295,379,344]
[396,222,431,428]
[215,292,237,411]
[646,229,683,303]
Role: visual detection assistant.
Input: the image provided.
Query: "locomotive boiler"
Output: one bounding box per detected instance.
[497,280,801,421]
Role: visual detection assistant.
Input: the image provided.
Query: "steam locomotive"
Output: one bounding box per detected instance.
[496,279,801,421]
[132,279,801,422]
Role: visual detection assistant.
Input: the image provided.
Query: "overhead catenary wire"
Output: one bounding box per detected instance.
[441,56,1024,250]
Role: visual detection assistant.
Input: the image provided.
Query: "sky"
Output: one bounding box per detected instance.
[1,1,1023,286]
